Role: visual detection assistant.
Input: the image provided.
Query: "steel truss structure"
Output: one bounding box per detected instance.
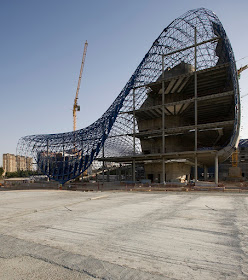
[17,8,240,184]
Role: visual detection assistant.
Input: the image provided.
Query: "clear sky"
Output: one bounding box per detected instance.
[1,0,248,166]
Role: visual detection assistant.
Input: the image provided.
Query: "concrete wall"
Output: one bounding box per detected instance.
[144,161,191,183]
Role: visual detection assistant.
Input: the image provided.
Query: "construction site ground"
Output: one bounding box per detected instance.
[2,179,248,192]
[1,190,248,279]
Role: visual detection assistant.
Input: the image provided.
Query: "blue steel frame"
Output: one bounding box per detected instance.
[17,8,240,184]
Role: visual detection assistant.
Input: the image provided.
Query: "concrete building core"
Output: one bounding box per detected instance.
[133,58,236,183]
[136,63,193,182]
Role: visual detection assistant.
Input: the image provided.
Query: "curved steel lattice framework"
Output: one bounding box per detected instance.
[17,8,240,184]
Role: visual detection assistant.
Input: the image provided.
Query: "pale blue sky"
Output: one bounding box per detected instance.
[1,0,248,166]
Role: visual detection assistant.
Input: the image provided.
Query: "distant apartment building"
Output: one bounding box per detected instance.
[16,155,26,171]
[26,157,33,171]
[3,154,17,172]
[3,154,33,173]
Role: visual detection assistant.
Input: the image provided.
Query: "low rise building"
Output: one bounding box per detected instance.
[3,153,17,173]
[16,155,27,171]
[3,154,33,173]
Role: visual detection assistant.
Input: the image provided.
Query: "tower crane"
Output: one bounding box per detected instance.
[73,41,88,131]
[241,92,248,99]
[237,64,248,79]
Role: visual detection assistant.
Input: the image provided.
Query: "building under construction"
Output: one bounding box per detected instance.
[17,8,240,185]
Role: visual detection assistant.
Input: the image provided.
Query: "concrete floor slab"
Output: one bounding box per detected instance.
[0,190,248,279]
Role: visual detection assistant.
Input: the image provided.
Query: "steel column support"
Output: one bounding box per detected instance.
[204,165,208,181]
[133,88,136,183]
[47,139,49,181]
[119,163,122,182]
[80,136,84,180]
[132,160,136,183]
[162,55,165,185]
[194,27,198,183]
[107,168,110,182]
[102,144,105,184]
[63,137,66,180]
[215,154,219,185]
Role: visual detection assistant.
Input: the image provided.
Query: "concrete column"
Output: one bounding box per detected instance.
[162,159,165,185]
[132,160,136,183]
[204,165,208,181]
[194,156,198,183]
[119,164,122,182]
[107,168,110,182]
[215,154,218,185]
[115,165,118,181]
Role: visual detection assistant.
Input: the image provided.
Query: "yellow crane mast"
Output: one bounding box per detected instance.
[237,64,248,78]
[73,40,88,131]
